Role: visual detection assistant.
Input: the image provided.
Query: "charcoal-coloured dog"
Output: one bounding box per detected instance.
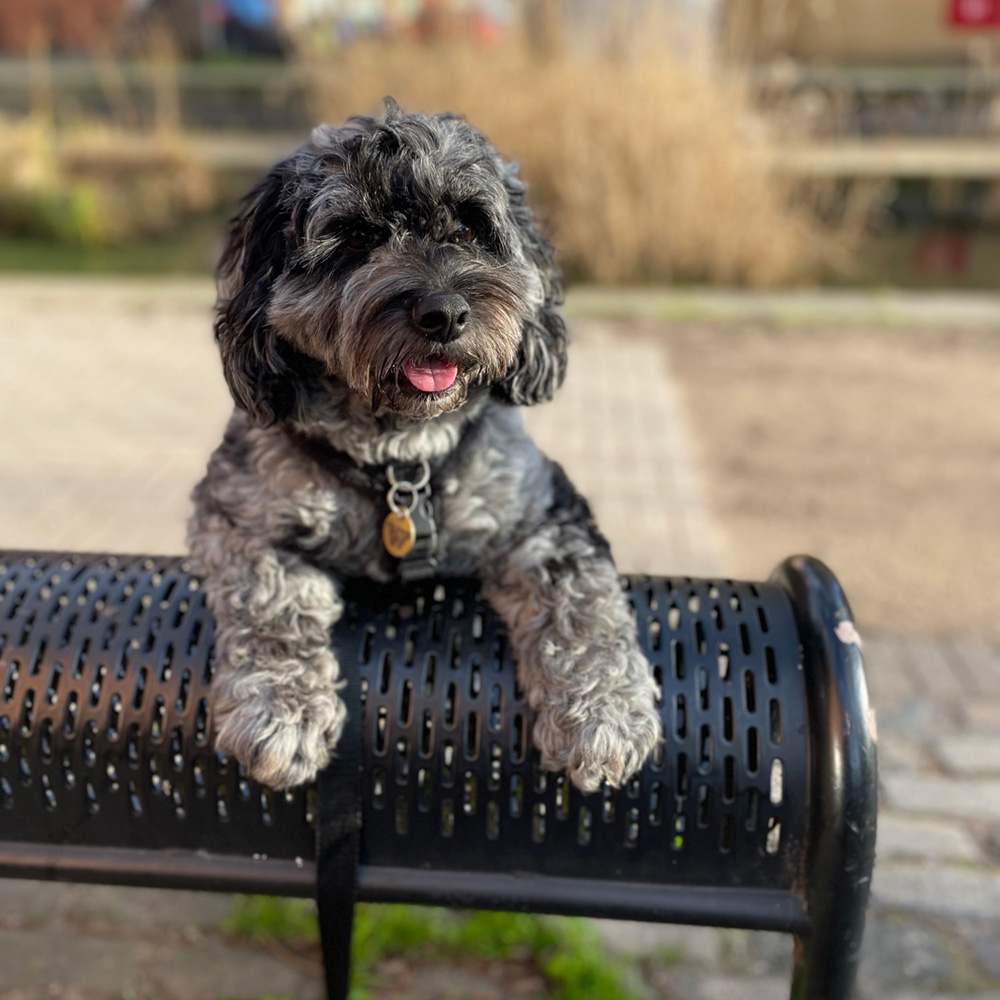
[188,101,661,793]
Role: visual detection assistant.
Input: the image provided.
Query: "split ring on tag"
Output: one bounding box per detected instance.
[386,483,416,517]
[386,462,430,492]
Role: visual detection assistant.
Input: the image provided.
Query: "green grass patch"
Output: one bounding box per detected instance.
[0,211,224,275]
[223,895,321,947]
[224,898,651,999]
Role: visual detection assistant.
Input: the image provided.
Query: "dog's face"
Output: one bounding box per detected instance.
[216,104,567,425]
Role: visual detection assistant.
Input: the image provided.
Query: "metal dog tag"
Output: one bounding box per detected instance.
[382,510,416,558]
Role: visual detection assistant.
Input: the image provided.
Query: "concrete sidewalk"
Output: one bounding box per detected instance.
[0,278,998,1000]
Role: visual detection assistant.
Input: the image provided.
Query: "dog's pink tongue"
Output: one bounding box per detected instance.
[404,358,458,393]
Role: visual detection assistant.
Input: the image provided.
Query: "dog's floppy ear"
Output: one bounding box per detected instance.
[493,164,568,406]
[215,161,302,426]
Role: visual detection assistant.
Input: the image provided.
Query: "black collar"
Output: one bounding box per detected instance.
[283,426,389,493]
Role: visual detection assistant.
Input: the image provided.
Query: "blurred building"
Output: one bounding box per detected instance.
[0,0,126,53]
[0,0,510,55]
[278,0,511,45]
[725,0,1000,64]
[0,0,721,57]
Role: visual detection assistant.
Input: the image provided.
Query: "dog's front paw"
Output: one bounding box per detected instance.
[214,689,347,790]
[532,650,662,794]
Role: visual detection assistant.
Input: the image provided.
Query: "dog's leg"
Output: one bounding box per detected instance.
[482,495,662,794]
[190,517,346,789]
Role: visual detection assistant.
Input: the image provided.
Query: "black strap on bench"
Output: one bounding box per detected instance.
[315,656,363,1000]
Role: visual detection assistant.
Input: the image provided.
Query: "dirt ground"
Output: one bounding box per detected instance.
[659,320,1000,641]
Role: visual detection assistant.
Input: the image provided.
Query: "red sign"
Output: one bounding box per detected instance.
[915,232,971,277]
[949,0,1000,26]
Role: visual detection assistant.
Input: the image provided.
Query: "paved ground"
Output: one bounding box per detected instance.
[1,278,998,999]
[0,276,721,575]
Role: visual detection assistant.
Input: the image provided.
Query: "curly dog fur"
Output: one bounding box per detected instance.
[188,102,661,793]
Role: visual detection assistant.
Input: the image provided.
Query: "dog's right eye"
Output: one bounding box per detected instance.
[345,229,379,253]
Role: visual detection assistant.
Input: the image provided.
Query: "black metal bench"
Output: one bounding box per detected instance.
[0,550,877,1000]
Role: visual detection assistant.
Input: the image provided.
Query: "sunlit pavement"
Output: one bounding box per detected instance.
[0,277,998,1000]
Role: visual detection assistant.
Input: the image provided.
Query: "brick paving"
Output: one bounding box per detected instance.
[0,277,998,1000]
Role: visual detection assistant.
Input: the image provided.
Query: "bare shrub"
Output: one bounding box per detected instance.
[0,38,213,247]
[0,115,215,245]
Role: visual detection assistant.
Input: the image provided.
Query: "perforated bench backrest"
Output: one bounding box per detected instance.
[0,550,877,998]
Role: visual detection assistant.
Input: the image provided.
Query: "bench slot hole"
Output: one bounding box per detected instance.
[422,653,437,695]
[723,756,736,802]
[671,640,685,680]
[744,671,757,714]
[697,785,712,828]
[697,666,709,710]
[532,802,546,843]
[420,710,434,758]
[512,714,526,763]
[509,774,524,818]
[769,699,783,744]
[765,646,778,684]
[378,651,392,695]
[674,694,687,739]
[717,643,730,680]
[720,813,735,853]
[489,684,503,731]
[770,758,784,806]
[399,679,413,726]
[766,816,782,854]
[746,726,760,774]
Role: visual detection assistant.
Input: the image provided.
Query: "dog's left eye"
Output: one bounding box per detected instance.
[451,224,475,244]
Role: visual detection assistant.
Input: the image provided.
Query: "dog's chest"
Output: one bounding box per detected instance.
[278,409,540,581]
[295,463,507,582]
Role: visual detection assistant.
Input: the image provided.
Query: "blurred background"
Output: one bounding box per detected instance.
[1,1,999,999]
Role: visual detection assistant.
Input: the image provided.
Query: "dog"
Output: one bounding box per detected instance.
[187,101,661,794]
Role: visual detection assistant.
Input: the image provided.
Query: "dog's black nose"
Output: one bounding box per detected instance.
[412,292,470,343]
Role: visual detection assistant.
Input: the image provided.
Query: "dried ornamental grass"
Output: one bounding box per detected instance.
[297,22,832,286]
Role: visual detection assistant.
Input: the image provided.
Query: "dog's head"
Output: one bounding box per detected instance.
[215,101,567,425]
